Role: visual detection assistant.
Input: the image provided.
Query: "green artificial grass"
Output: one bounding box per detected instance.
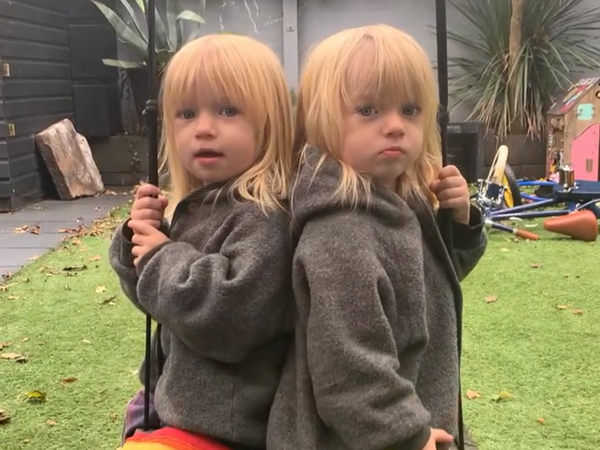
[1,204,599,450]
[0,204,143,450]
[461,220,600,450]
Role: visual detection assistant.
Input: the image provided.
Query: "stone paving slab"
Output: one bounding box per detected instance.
[0,190,131,276]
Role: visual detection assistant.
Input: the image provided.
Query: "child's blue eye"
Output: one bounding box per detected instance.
[220,107,238,117]
[357,106,377,117]
[178,110,195,120]
[402,106,419,116]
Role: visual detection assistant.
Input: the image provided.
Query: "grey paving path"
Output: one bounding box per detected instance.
[0,190,131,276]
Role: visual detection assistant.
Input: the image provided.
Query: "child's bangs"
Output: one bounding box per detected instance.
[166,43,253,115]
[341,37,429,110]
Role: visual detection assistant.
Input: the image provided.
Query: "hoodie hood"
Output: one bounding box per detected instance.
[291,146,432,230]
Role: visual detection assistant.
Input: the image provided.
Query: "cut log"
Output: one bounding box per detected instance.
[35,119,104,200]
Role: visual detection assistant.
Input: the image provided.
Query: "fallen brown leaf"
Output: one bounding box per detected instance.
[1,352,28,363]
[572,309,584,315]
[101,296,116,306]
[46,419,57,426]
[0,285,8,292]
[95,286,107,294]
[485,295,498,304]
[0,342,13,350]
[14,225,29,234]
[1,272,12,281]
[61,377,78,384]
[30,225,41,235]
[0,408,10,425]
[530,263,543,269]
[63,265,87,272]
[466,390,481,400]
[109,412,118,421]
[7,295,19,300]
[556,305,568,310]
[537,418,545,425]
[82,339,92,345]
[21,337,29,343]
[89,255,102,262]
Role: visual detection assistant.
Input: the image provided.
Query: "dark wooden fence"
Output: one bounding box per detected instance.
[0,0,120,212]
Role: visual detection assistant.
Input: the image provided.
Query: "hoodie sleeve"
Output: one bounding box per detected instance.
[108,219,170,313]
[133,208,293,363]
[448,205,488,281]
[297,214,432,450]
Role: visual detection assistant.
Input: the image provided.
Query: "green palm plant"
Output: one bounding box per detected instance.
[448,0,600,138]
[90,0,206,72]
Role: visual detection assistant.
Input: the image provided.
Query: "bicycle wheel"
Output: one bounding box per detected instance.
[502,164,522,208]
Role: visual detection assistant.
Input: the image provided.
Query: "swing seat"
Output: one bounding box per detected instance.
[120,427,233,450]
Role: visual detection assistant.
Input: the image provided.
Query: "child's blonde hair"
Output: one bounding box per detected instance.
[294,24,442,206]
[159,34,293,215]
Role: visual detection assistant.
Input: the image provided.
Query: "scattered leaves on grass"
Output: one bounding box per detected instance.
[0,408,11,425]
[556,305,569,310]
[7,295,19,300]
[537,418,545,425]
[0,285,8,292]
[1,352,28,363]
[61,377,78,385]
[500,248,510,252]
[485,295,498,303]
[572,309,585,315]
[24,390,46,404]
[89,255,102,262]
[530,263,543,269]
[2,272,12,281]
[109,412,119,421]
[0,342,13,350]
[466,390,481,400]
[82,340,92,345]
[46,419,57,426]
[491,390,513,402]
[21,337,29,343]
[95,285,107,294]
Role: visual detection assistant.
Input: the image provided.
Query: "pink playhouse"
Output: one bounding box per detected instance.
[546,77,600,182]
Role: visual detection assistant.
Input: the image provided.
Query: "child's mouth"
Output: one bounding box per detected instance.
[195,150,223,162]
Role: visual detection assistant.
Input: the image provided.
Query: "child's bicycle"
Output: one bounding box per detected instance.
[472,145,600,241]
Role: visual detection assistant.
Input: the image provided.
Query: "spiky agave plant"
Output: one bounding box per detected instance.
[448,0,600,138]
[90,0,206,72]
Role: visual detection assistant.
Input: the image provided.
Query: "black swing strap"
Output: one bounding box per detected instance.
[141,0,161,432]
[435,1,466,449]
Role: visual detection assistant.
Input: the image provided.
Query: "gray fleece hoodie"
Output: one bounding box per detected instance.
[266,147,487,450]
[109,185,294,448]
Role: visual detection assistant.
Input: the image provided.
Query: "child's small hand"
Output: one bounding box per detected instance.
[430,165,471,225]
[131,183,169,230]
[420,428,454,450]
[128,220,171,267]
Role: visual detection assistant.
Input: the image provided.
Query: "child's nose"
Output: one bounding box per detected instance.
[383,112,406,137]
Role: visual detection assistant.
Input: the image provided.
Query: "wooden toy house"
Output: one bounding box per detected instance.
[546,77,600,181]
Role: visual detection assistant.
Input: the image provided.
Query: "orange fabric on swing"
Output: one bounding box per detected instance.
[120,427,233,450]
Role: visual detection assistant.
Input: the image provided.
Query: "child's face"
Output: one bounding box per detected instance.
[173,91,257,186]
[340,101,424,190]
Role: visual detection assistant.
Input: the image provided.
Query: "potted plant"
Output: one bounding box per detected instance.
[91,0,206,121]
[448,0,600,178]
